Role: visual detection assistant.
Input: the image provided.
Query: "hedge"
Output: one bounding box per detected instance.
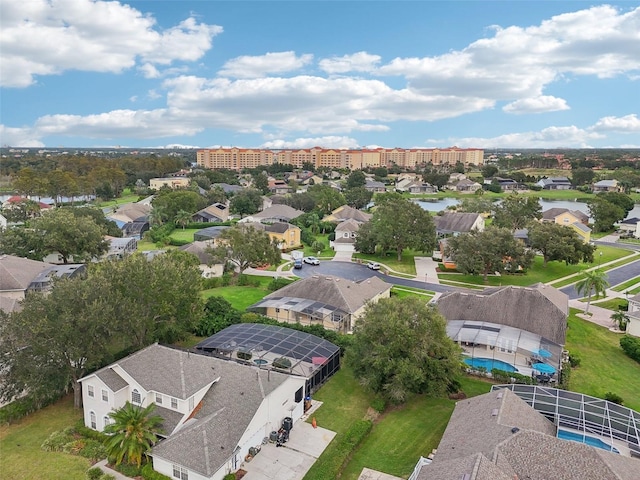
[620,335,640,363]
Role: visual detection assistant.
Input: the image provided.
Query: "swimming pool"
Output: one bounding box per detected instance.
[557,429,620,453]
[463,357,518,372]
[253,359,268,365]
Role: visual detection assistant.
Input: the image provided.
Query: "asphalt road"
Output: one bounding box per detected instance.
[295,261,467,293]
[560,257,640,299]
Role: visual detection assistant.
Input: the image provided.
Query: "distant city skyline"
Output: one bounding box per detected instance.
[1,1,639,149]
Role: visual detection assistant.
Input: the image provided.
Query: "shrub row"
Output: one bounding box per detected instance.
[304,420,373,480]
[558,361,571,389]
[86,467,115,480]
[490,369,535,385]
[620,335,640,363]
[41,427,107,462]
[0,393,62,425]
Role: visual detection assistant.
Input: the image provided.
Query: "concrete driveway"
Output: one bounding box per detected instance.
[240,421,336,480]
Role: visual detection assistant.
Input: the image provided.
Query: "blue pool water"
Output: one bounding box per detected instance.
[557,429,619,453]
[463,357,518,372]
[253,359,268,365]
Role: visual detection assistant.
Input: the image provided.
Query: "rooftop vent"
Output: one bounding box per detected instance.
[511,427,520,434]
[491,409,499,416]
[496,392,503,399]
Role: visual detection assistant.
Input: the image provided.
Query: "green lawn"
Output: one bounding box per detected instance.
[201,276,294,311]
[305,365,492,480]
[302,234,336,258]
[95,188,140,208]
[0,395,88,480]
[565,311,640,411]
[611,276,640,292]
[438,246,633,288]
[353,249,420,275]
[169,228,199,243]
[590,297,628,312]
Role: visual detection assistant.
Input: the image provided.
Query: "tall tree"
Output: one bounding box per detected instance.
[104,402,163,467]
[348,297,461,404]
[588,197,625,232]
[229,189,263,218]
[575,269,610,314]
[456,197,495,214]
[344,186,373,209]
[152,190,208,221]
[174,209,192,229]
[0,275,114,408]
[611,310,629,332]
[492,194,542,230]
[253,172,270,195]
[528,222,596,267]
[571,168,596,186]
[445,227,535,282]
[355,196,435,261]
[346,170,367,189]
[209,225,281,273]
[307,184,346,216]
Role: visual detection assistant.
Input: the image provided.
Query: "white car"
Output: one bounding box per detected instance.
[367,262,381,270]
[303,256,320,265]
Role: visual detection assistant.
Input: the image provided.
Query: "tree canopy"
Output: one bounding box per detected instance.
[588,196,625,232]
[492,194,542,230]
[355,195,435,260]
[151,189,208,220]
[445,226,535,282]
[344,186,373,209]
[346,170,367,189]
[229,188,263,218]
[307,184,346,216]
[209,225,281,273]
[528,222,596,266]
[348,296,461,404]
[575,269,609,314]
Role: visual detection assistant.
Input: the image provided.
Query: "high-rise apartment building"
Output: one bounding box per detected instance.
[197,146,484,170]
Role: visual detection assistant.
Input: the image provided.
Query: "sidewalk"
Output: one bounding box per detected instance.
[93,460,131,480]
[568,299,616,329]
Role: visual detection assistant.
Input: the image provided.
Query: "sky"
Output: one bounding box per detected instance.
[1,1,639,150]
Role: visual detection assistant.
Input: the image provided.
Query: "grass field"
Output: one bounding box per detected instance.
[305,365,492,480]
[169,228,199,243]
[566,311,640,411]
[591,297,628,312]
[302,234,336,258]
[353,249,420,275]
[438,246,633,288]
[201,275,294,311]
[0,395,88,480]
[611,276,640,292]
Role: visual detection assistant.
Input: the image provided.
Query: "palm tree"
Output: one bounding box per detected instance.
[575,269,610,314]
[611,310,629,331]
[174,209,191,230]
[149,206,167,227]
[104,402,163,468]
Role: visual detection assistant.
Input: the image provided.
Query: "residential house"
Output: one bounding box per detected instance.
[106,203,151,239]
[212,183,243,195]
[541,208,591,243]
[434,212,485,237]
[617,217,640,238]
[536,176,572,190]
[179,241,224,278]
[485,177,525,191]
[406,181,438,194]
[301,174,324,186]
[2,196,53,213]
[330,219,362,253]
[268,179,291,195]
[192,203,229,223]
[364,179,386,193]
[454,178,482,193]
[448,172,467,183]
[242,222,302,250]
[624,293,640,338]
[0,255,86,312]
[322,205,372,224]
[149,177,190,189]
[79,343,306,480]
[239,205,304,224]
[248,275,391,333]
[395,175,420,192]
[104,236,138,260]
[412,387,639,480]
[437,284,569,376]
[592,179,622,192]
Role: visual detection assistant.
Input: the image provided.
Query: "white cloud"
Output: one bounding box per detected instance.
[0,125,44,147]
[319,51,381,74]
[503,96,569,114]
[261,136,360,149]
[0,0,222,87]
[590,114,640,133]
[138,63,161,79]
[129,96,138,102]
[218,51,313,78]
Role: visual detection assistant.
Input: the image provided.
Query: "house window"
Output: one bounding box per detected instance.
[172,465,188,480]
[90,411,96,429]
[102,389,108,402]
[103,416,111,428]
[189,396,194,411]
[131,389,141,404]
[295,387,303,403]
[171,397,178,409]
[87,385,94,397]
[155,393,162,405]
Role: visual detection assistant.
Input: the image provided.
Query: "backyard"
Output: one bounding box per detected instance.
[201,275,295,311]
[566,310,640,411]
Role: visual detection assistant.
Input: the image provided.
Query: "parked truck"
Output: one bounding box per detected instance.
[291,250,304,269]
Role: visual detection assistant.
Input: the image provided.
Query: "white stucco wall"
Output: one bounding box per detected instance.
[81,376,117,431]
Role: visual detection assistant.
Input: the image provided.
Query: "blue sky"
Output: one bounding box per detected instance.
[1,1,639,149]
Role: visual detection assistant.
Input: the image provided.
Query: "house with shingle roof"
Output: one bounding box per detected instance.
[331,219,362,253]
[191,203,229,223]
[592,179,622,193]
[248,275,391,332]
[238,204,303,223]
[239,222,301,250]
[414,388,639,480]
[541,207,591,242]
[536,176,572,190]
[106,202,151,239]
[79,343,305,480]
[434,212,485,237]
[322,205,372,224]
[179,241,224,278]
[437,284,568,376]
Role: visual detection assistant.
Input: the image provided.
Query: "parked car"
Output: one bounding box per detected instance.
[304,256,320,265]
[367,261,381,270]
[294,258,303,269]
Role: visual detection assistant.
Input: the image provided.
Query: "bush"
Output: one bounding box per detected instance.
[0,393,61,425]
[370,397,386,413]
[75,422,109,442]
[237,274,250,286]
[620,335,640,363]
[86,467,104,480]
[558,361,571,389]
[41,429,75,452]
[237,350,252,361]
[221,273,233,286]
[78,439,107,462]
[604,392,624,405]
[202,276,222,289]
[490,369,534,385]
[569,352,582,368]
[268,278,291,291]
[223,474,236,480]
[311,240,325,252]
[272,357,292,369]
[113,463,141,477]
[102,475,116,480]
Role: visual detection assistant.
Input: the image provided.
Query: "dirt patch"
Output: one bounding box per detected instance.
[363,407,380,422]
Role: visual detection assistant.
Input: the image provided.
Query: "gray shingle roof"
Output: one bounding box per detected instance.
[179,241,216,265]
[323,205,372,223]
[251,205,303,222]
[335,219,361,233]
[434,212,482,234]
[437,285,568,345]
[0,255,54,291]
[95,368,128,392]
[151,357,289,477]
[261,275,391,314]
